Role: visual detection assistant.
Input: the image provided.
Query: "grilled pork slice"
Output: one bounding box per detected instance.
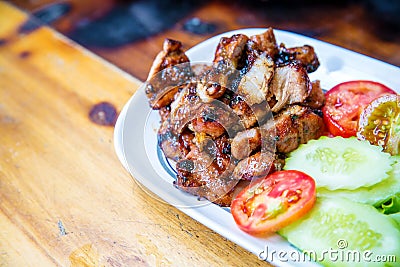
[236,52,275,106]
[230,96,273,129]
[231,105,324,159]
[169,83,201,133]
[249,27,279,58]
[232,151,276,180]
[158,121,194,162]
[231,128,261,160]
[303,80,325,109]
[145,39,192,109]
[213,34,249,69]
[175,135,239,206]
[147,39,190,80]
[277,44,320,73]
[269,63,312,112]
[273,105,325,153]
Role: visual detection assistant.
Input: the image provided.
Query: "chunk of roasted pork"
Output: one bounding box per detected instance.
[232,151,276,181]
[249,27,279,58]
[145,39,193,109]
[304,80,325,109]
[147,39,190,80]
[277,44,320,73]
[175,135,239,206]
[231,105,325,160]
[269,63,312,112]
[213,34,249,69]
[272,105,325,153]
[236,52,275,106]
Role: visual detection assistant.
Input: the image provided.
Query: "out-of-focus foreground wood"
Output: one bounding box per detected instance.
[0,2,269,266]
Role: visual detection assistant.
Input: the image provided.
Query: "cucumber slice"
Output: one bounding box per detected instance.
[284,136,392,190]
[317,156,400,205]
[279,197,400,267]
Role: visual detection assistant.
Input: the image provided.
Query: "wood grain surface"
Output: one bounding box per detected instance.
[0,2,270,266]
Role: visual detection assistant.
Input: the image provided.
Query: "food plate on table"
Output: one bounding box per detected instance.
[114,28,400,266]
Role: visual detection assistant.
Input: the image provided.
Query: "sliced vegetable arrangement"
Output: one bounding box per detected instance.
[279,197,400,267]
[230,79,399,266]
[322,80,396,138]
[284,137,392,190]
[231,170,316,235]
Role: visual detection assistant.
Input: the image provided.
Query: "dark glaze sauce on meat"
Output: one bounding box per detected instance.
[145,28,325,206]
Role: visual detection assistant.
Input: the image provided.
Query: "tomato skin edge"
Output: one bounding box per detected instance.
[230,170,317,236]
[322,106,356,138]
[322,80,397,137]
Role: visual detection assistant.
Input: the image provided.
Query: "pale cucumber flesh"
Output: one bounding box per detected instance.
[279,197,400,267]
[317,156,400,206]
[284,137,392,190]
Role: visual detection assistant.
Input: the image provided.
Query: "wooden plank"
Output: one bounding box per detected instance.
[0,2,269,266]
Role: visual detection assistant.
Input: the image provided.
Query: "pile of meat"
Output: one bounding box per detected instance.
[144,28,325,206]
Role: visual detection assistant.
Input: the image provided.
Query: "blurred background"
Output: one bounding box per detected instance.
[8,0,400,81]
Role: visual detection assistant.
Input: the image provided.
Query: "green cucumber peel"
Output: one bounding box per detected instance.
[279,197,400,267]
[284,136,392,190]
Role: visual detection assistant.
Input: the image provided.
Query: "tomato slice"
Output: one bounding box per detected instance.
[357,94,400,155]
[230,170,316,235]
[322,80,396,137]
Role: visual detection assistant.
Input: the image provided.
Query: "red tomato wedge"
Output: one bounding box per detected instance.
[230,170,316,236]
[322,80,396,137]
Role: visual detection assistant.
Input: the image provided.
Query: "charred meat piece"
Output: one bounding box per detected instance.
[159,105,171,123]
[303,80,325,109]
[147,39,190,79]
[196,82,227,103]
[191,106,226,138]
[272,105,325,153]
[169,83,202,133]
[231,127,261,159]
[213,34,249,69]
[249,27,279,58]
[231,105,324,159]
[230,96,273,129]
[145,39,193,109]
[269,63,312,112]
[236,52,275,106]
[233,151,276,180]
[277,44,320,73]
[158,121,194,162]
[191,100,245,138]
[175,135,239,206]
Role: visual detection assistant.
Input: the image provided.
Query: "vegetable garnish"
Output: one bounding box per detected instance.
[279,197,400,267]
[322,80,396,137]
[358,93,400,156]
[230,170,316,235]
[284,136,392,190]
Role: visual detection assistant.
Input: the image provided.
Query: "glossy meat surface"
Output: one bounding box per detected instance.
[145,28,325,206]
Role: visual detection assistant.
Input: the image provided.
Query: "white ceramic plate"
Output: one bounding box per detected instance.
[114,28,400,266]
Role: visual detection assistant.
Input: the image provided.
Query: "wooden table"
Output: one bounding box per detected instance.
[1,1,399,266]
